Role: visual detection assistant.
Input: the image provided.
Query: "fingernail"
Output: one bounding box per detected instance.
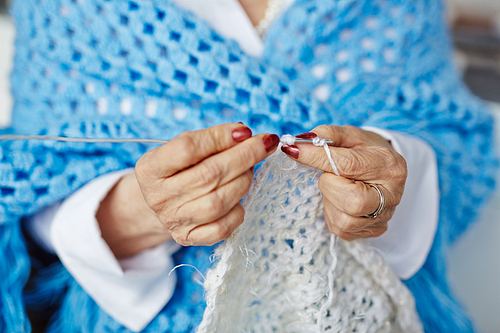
[238,121,244,124]
[263,134,280,152]
[232,127,252,142]
[281,144,299,159]
[295,132,317,139]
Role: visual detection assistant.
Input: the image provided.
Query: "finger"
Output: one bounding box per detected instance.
[319,173,395,217]
[175,169,253,225]
[324,198,377,233]
[327,218,388,241]
[312,125,363,148]
[310,125,393,150]
[323,200,388,240]
[171,133,279,198]
[137,123,253,178]
[181,203,246,246]
[283,141,405,182]
[281,125,406,180]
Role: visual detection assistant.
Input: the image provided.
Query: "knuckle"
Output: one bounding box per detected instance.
[336,230,356,241]
[312,124,336,141]
[362,223,388,239]
[134,165,148,187]
[159,206,188,231]
[337,153,360,177]
[135,150,157,182]
[393,156,408,182]
[339,220,358,233]
[135,154,147,176]
[376,147,394,163]
[336,214,359,233]
[342,125,362,140]
[311,153,333,172]
[215,222,232,241]
[208,191,227,216]
[344,192,371,217]
[315,124,331,134]
[176,133,197,165]
[149,200,165,215]
[236,205,246,221]
[381,149,407,180]
[343,125,358,134]
[207,126,226,151]
[144,191,167,214]
[159,216,177,230]
[198,160,223,187]
[170,230,192,247]
[148,187,176,212]
[373,223,388,237]
[383,207,396,220]
[239,142,260,165]
[317,174,330,194]
[242,171,254,192]
[392,189,403,207]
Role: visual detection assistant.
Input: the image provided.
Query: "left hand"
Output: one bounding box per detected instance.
[281,125,407,241]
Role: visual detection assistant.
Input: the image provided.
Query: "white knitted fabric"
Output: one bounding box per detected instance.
[198,151,423,333]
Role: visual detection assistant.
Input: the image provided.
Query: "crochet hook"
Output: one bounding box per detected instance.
[280,134,335,146]
[0,135,335,145]
[292,138,334,145]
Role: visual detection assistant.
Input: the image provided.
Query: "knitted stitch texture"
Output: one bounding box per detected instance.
[198,151,423,332]
[3,0,498,332]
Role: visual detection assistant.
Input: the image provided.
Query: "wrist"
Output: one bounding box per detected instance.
[96,173,172,259]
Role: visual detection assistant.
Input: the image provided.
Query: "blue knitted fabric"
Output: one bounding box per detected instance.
[3,0,498,331]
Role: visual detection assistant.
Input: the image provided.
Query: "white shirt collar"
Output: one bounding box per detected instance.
[171,0,295,57]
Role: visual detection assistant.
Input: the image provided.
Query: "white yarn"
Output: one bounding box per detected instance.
[197,151,423,333]
[280,134,296,146]
[280,134,340,176]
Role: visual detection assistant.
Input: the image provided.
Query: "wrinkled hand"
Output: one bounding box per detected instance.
[281,125,407,241]
[97,123,280,258]
[135,123,280,246]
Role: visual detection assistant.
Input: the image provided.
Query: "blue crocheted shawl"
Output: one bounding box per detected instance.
[3,0,498,331]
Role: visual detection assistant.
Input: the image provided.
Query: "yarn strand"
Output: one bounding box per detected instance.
[280,134,340,176]
[0,135,170,144]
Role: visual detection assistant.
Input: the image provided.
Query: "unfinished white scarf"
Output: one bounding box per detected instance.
[198,151,423,333]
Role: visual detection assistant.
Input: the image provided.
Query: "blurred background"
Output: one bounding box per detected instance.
[1,0,500,331]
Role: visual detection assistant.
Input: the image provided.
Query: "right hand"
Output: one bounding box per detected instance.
[135,123,280,247]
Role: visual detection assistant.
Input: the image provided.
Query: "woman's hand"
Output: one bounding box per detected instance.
[98,123,280,258]
[281,125,407,241]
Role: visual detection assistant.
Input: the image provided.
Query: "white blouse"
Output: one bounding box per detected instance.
[27,0,439,331]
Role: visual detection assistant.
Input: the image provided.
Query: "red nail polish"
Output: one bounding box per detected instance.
[263,134,280,152]
[281,145,299,159]
[295,132,317,139]
[232,127,252,142]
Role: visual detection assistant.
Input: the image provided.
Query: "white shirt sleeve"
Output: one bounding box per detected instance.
[362,127,440,280]
[48,169,180,332]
